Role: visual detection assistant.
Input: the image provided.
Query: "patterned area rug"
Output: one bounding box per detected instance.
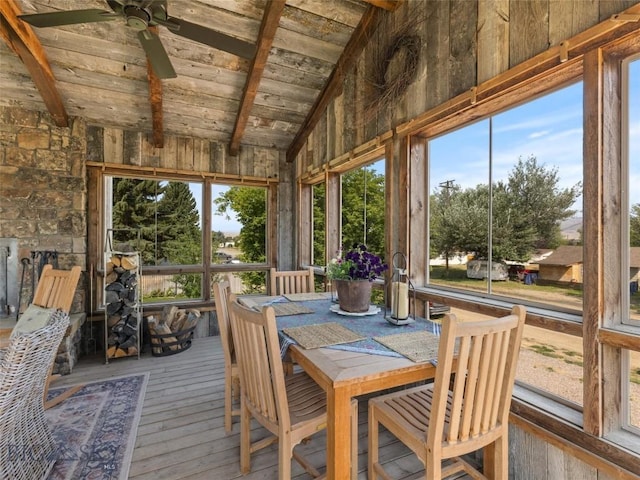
[45,373,149,480]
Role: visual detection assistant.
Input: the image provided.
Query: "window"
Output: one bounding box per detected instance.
[428,83,584,314]
[212,184,268,294]
[341,159,386,256]
[627,56,640,327]
[106,177,203,302]
[103,175,272,302]
[624,56,640,434]
[312,182,326,266]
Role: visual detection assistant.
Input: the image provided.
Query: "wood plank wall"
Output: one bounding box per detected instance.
[86,126,281,179]
[294,0,637,168]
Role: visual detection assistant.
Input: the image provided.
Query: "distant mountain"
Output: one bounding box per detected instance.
[560,217,582,240]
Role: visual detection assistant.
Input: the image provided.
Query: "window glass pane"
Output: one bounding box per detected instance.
[428,84,583,315]
[141,273,202,303]
[211,185,266,265]
[429,121,490,293]
[111,178,203,267]
[313,183,326,266]
[110,177,203,302]
[491,83,583,309]
[517,323,584,407]
[628,57,640,325]
[341,159,386,256]
[627,349,640,430]
[212,185,267,294]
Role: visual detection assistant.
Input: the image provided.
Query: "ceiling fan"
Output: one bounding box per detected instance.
[18,0,257,79]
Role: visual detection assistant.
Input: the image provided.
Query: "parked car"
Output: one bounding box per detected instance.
[429,301,450,317]
[213,251,232,262]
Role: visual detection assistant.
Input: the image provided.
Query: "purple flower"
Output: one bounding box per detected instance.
[327,244,388,281]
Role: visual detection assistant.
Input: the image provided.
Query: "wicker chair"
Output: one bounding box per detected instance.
[0,309,70,480]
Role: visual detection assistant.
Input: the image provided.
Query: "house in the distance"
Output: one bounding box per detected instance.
[538,246,640,289]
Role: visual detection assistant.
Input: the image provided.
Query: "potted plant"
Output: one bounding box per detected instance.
[327,244,387,312]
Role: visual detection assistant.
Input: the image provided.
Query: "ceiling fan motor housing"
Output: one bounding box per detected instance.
[123,5,151,31]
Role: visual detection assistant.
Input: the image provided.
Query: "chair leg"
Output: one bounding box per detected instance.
[279,436,292,480]
[224,375,232,434]
[368,403,378,480]
[484,435,509,479]
[240,398,251,474]
[352,399,358,480]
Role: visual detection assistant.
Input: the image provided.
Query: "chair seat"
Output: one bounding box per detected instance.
[285,372,327,426]
[371,384,488,456]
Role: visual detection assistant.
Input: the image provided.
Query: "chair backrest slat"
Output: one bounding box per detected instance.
[269,267,314,295]
[228,294,290,431]
[428,306,526,450]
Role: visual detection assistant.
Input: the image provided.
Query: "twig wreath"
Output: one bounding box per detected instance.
[365,34,420,121]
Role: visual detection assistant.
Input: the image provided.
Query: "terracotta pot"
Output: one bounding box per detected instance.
[334,279,372,313]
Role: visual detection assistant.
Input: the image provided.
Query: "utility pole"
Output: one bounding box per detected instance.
[438,180,455,271]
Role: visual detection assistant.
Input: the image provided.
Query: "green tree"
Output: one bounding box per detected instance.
[429,156,581,264]
[157,182,202,297]
[341,166,385,257]
[313,183,326,265]
[214,186,267,292]
[498,156,580,252]
[211,230,226,251]
[631,203,640,247]
[112,178,161,264]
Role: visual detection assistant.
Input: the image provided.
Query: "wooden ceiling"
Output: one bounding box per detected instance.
[0,0,400,159]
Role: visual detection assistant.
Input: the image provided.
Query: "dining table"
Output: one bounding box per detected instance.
[239,292,445,480]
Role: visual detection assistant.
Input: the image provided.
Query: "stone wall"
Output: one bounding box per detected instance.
[0,106,87,374]
[0,106,87,313]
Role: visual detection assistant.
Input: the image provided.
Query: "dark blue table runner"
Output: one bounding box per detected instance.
[273,298,441,359]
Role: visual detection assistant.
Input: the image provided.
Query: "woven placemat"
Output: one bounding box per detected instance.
[270,302,314,316]
[283,322,365,349]
[283,292,332,302]
[238,296,313,316]
[373,330,441,363]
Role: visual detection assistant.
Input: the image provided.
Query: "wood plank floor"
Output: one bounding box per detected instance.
[53,336,471,479]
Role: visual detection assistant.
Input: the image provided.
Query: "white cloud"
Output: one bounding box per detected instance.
[529,130,550,139]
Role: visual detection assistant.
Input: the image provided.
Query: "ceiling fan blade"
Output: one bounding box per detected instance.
[137,29,176,79]
[164,18,256,60]
[18,9,118,28]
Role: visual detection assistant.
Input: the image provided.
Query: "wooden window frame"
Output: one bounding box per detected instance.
[87,163,277,306]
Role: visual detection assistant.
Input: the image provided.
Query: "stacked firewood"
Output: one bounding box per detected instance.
[147,306,200,355]
[105,253,139,359]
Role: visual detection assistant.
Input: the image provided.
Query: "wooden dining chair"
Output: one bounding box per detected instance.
[33,264,81,313]
[212,278,240,433]
[368,305,526,480]
[227,293,358,479]
[31,264,82,410]
[269,267,315,296]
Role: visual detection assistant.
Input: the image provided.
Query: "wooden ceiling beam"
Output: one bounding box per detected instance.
[229,0,286,156]
[286,5,382,162]
[147,26,164,148]
[0,0,68,127]
[361,0,403,11]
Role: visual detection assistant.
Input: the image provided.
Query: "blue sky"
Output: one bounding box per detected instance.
[430,58,639,210]
[189,183,243,233]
